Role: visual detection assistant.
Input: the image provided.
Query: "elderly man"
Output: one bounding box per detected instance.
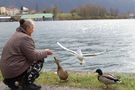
[0,19,53,90]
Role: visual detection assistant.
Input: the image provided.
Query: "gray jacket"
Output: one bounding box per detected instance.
[0,27,48,78]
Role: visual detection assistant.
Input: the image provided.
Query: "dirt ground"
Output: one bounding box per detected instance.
[0,81,100,90]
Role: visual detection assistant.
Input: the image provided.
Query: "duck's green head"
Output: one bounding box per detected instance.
[95,69,103,75]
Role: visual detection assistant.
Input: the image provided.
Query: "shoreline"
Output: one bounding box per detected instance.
[0,82,99,90]
[1,71,135,90]
[36,71,135,90]
[0,18,134,22]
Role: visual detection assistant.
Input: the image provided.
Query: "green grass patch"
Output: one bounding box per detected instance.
[36,72,135,90]
[1,72,135,90]
[57,13,81,20]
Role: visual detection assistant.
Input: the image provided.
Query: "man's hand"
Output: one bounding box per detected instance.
[45,49,53,55]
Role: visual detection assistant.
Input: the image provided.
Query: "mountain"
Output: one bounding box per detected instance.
[0,0,135,12]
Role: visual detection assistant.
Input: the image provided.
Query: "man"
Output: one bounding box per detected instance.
[0,19,53,90]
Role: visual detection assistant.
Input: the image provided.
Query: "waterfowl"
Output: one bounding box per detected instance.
[95,69,120,88]
[57,42,105,65]
[54,57,68,81]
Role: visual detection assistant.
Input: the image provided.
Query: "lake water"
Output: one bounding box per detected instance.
[0,19,135,73]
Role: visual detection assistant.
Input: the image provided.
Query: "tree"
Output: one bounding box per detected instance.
[70,4,119,19]
[109,8,119,18]
[43,5,60,20]
[52,5,59,20]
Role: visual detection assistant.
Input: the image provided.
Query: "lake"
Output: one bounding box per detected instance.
[0,19,135,73]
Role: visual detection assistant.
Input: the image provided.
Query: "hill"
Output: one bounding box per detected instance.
[0,0,135,12]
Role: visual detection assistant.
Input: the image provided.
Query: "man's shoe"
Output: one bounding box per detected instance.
[33,83,41,89]
[11,88,22,90]
[22,83,41,90]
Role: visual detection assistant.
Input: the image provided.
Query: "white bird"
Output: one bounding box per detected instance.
[57,42,105,65]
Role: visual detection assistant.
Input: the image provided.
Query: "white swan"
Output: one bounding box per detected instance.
[57,42,105,65]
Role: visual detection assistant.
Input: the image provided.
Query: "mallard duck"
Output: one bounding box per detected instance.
[57,42,104,65]
[54,57,68,81]
[95,69,120,88]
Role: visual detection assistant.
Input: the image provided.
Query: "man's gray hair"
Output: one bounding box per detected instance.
[22,19,35,30]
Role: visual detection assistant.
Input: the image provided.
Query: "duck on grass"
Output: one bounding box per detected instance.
[27,70,135,90]
[0,71,135,90]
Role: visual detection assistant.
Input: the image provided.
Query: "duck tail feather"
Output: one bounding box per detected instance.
[116,79,122,83]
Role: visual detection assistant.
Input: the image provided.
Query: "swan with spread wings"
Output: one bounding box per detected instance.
[57,42,105,65]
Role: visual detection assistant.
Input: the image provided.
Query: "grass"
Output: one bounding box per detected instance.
[35,72,135,90]
[1,71,135,90]
[57,13,81,20]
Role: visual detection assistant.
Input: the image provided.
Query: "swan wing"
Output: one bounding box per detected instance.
[83,53,97,57]
[57,42,78,55]
[83,50,106,57]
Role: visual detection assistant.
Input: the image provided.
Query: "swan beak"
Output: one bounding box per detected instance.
[80,63,83,65]
[80,60,85,65]
[80,62,85,65]
[80,61,84,65]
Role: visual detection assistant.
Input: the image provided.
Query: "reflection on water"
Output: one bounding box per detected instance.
[1,19,135,73]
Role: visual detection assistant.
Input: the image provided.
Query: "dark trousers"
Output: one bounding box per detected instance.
[3,59,44,89]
